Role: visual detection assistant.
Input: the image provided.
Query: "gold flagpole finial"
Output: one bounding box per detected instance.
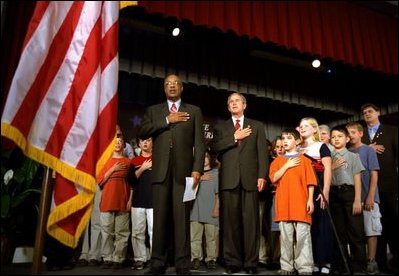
[120,1,138,10]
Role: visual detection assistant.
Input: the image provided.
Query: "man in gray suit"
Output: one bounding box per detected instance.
[211,92,268,274]
[138,74,205,275]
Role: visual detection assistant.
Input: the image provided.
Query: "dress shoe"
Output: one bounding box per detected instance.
[144,266,166,275]
[244,267,258,274]
[88,259,100,266]
[266,262,280,270]
[226,265,240,274]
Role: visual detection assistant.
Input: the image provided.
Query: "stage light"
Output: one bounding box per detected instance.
[312,59,321,68]
[172,27,180,36]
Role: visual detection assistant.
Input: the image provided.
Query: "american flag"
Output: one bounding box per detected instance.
[1,1,119,248]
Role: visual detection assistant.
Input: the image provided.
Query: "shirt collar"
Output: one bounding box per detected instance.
[332,148,348,157]
[368,123,380,132]
[232,115,244,125]
[284,152,300,158]
[167,99,181,110]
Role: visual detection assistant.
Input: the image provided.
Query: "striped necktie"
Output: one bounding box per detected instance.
[235,119,241,146]
[170,103,177,113]
[235,119,240,131]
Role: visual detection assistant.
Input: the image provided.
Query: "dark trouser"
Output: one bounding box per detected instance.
[150,158,191,270]
[221,186,259,269]
[329,185,367,273]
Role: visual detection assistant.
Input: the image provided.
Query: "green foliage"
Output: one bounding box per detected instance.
[1,150,41,236]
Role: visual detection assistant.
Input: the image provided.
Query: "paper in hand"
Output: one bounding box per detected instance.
[183,177,198,202]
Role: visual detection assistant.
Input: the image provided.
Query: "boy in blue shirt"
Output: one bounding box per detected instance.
[346,122,381,275]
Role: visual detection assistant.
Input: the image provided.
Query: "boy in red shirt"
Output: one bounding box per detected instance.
[98,134,132,269]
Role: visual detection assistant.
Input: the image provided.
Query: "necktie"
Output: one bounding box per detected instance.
[369,128,376,140]
[235,119,240,130]
[235,119,241,146]
[170,103,177,113]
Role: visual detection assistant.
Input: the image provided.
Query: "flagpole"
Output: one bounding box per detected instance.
[32,167,53,275]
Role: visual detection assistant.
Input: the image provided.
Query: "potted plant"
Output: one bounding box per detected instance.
[1,149,41,264]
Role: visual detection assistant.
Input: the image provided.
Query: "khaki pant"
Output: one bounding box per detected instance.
[100,211,130,263]
[280,221,313,274]
[190,221,219,262]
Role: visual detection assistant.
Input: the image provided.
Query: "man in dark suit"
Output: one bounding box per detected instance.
[138,74,205,275]
[211,92,268,274]
[361,103,398,273]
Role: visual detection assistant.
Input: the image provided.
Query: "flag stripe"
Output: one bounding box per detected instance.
[1,2,74,126]
[60,67,101,169]
[100,56,120,111]
[21,1,50,51]
[45,4,103,159]
[11,2,85,138]
[79,94,118,177]
[102,24,119,71]
[101,2,119,71]
[64,56,119,175]
[103,1,120,37]
[28,2,102,154]
[73,6,119,176]
[54,173,78,206]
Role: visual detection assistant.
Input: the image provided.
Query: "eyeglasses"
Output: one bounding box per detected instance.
[164,80,181,86]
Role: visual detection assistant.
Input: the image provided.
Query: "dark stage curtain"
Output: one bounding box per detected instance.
[138,1,398,75]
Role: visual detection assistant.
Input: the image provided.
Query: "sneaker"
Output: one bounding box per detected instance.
[207,260,216,269]
[132,261,145,270]
[191,259,200,270]
[320,265,330,275]
[366,260,379,275]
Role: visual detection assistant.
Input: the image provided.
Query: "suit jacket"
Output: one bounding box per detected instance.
[361,123,398,192]
[138,102,205,184]
[212,117,268,191]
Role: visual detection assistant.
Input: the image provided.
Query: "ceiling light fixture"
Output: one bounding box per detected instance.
[312,59,321,68]
[172,26,180,36]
